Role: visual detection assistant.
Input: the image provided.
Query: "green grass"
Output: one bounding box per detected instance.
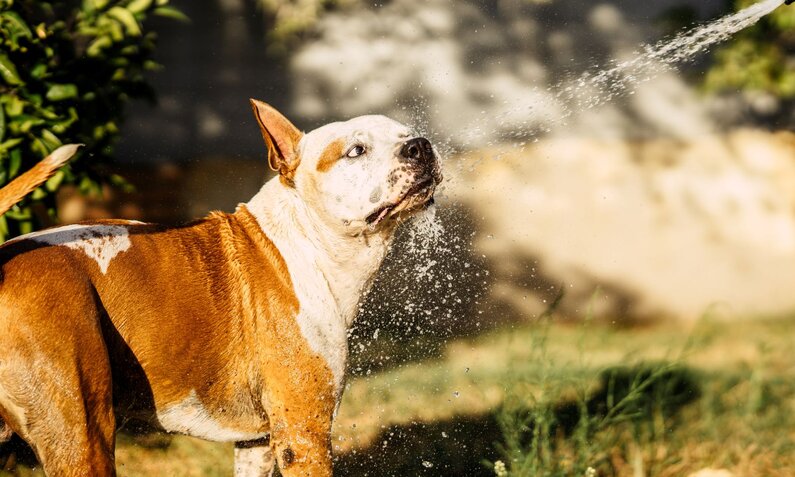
[3,315,795,476]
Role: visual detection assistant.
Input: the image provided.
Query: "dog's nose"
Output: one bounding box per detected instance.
[400,137,434,163]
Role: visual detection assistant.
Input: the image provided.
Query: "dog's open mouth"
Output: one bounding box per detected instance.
[365,176,436,226]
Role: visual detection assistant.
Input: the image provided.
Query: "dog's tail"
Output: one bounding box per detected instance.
[0,144,82,218]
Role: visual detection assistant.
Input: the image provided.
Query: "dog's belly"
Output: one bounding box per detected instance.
[106,338,270,442]
[155,390,269,441]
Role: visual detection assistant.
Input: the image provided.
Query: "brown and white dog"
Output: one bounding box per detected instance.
[0,100,441,476]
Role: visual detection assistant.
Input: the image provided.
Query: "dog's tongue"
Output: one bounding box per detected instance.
[373,206,391,225]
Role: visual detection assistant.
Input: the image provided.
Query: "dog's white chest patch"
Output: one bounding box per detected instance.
[9,224,133,274]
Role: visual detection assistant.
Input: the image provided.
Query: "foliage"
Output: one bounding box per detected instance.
[0,0,182,242]
[257,0,357,47]
[706,0,795,98]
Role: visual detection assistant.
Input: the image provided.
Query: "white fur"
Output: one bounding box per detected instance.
[157,390,267,442]
[234,445,275,477]
[7,223,139,274]
[245,179,391,393]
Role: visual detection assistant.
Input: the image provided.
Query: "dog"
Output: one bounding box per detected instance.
[0,100,441,476]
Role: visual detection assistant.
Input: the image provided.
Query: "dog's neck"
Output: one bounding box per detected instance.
[243,177,392,326]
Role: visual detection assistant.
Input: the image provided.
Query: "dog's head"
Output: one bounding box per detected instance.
[250,99,442,235]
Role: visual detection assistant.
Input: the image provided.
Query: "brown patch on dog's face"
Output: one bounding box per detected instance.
[315,139,346,173]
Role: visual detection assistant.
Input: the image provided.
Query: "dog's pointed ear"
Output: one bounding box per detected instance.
[250,99,303,182]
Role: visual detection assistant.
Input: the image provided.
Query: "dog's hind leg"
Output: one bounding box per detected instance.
[0,333,117,476]
[0,279,117,476]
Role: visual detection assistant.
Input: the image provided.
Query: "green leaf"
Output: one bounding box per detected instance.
[86,35,113,57]
[86,0,111,11]
[0,215,8,239]
[79,175,102,195]
[31,136,50,157]
[46,83,79,102]
[109,173,134,192]
[31,187,47,200]
[40,129,63,151]
[51,107,78,134]
[46,170,66,192]
[0,53,23,86]
[0,138,22,154]
[34,104,58,120]
[15,115,45,133]
[153,6,189,22]
[3,208,30,220]
[0,12,33,40]
[126,0,153,14]
[8,148,21,177]
[143,60,162,71]
[104,17,124,42]
[107,6,142,35]
[4,96,24,117]
[19,218,33,235]
[0,105,4,142]
[31,63,48,79]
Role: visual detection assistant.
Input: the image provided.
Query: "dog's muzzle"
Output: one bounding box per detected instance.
[363,137,442,227]
[400,137,443,184]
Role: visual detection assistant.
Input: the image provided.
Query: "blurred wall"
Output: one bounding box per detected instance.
[116,0,290,164]
[448,131,795,321]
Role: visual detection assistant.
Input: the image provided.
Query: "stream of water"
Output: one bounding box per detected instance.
[486,0,789,141]
[561,0,786,114]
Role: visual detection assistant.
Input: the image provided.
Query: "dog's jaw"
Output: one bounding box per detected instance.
[244,176,395,390]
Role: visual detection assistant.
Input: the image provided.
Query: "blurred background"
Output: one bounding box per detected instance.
[2,0,795,475]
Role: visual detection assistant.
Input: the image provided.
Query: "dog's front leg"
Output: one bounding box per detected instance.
[234,439,275,477]
[268,404,335,476]
[264,384,336,477]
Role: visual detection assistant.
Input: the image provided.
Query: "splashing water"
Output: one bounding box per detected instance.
[493,0,788,139]
[562,0,786,113]
[404,205,444,265]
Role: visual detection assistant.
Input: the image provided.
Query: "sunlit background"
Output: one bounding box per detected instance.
[3,0,795,475]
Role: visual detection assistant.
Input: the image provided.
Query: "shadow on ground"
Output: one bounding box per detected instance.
[334,363,701,476]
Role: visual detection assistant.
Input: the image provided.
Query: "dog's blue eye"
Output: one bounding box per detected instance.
[346,145,366,158]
